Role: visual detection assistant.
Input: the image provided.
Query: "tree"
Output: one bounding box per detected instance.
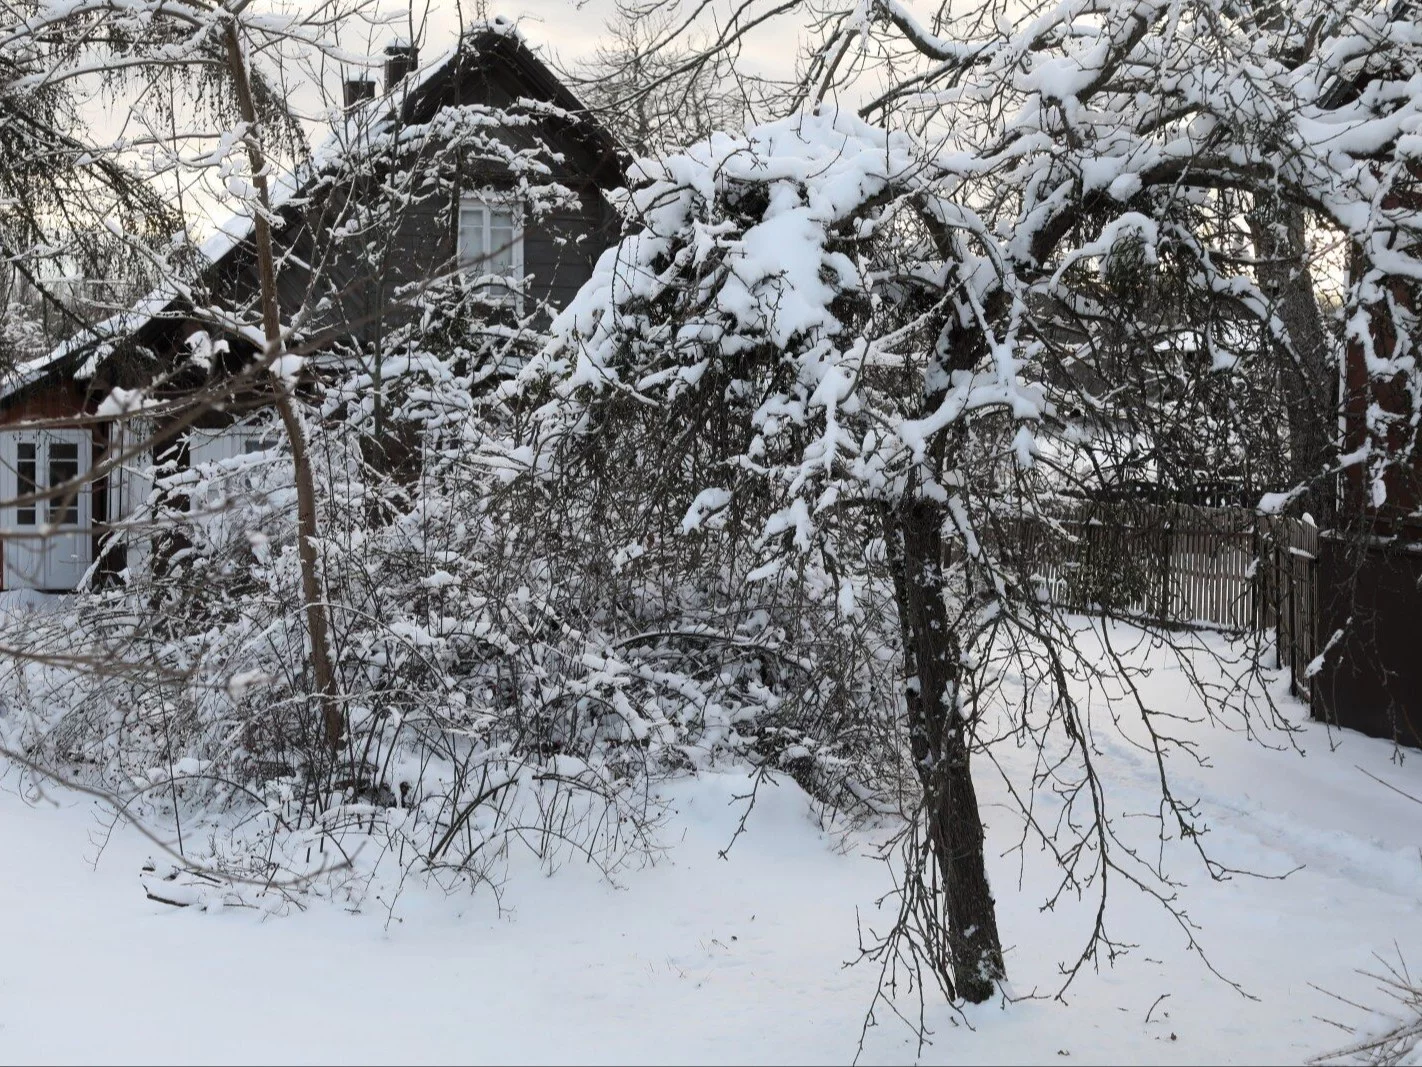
[0,0,381,771]
[0,5,179,352]
[515,0,1422,1009]
[562,1,779,155]
[0,11,757,900]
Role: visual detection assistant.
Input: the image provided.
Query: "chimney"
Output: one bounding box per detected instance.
[383,43,418,92]
[343,78,376,109]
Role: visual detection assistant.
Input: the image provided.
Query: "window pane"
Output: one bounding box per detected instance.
[487,245,515,275]
[460,199,522,305]
[457,204,486,265]
[17,442,35,526]
[48,441,80,525]
[488,217,517,274]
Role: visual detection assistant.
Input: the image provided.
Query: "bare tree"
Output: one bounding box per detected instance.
[0,9,699,903]
[0,0,380,792]
[561,0,780,155]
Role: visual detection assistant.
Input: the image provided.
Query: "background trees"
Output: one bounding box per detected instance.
[561,1,778,155]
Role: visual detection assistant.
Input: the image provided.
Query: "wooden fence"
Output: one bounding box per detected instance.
[1018,502,1319,698]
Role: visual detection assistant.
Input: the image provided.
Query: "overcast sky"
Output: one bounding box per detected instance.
[320,0,807,91]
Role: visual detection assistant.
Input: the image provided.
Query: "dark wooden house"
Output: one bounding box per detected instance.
[0,20,626,591]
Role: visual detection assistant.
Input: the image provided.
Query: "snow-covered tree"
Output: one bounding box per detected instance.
[0,8,896,907]
[516,0,1422,1005]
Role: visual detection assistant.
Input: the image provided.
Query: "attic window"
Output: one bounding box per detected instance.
[457,195,523,309]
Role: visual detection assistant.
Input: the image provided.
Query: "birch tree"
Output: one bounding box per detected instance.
[0,1,386,795]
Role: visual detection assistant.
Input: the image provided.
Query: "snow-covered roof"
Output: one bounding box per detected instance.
[2,16,620,403]
[3,288,177,400]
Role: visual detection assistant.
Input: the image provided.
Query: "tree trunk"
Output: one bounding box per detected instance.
[1248,201,1336,523]
[223,23,344,758]
[888,498,1006,1003]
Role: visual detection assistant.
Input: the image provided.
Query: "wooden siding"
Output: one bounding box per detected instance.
[149,37,624,365]
[258,45,622,353]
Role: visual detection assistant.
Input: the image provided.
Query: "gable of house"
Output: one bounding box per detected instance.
[6,20,626,401]
[198,24,626,362]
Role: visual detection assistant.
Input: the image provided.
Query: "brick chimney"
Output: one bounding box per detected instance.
[343,78,375,109]
[383,44,418,92]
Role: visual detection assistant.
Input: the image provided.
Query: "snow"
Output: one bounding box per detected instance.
[1258,490,1302,515]
[2,624,1420,1065]
[680,487,732,533]
[549,106,921,372]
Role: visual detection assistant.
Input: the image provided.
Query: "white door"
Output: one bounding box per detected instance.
[3,429,93,590]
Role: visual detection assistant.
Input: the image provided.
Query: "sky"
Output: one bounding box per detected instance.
[315,0,809,94]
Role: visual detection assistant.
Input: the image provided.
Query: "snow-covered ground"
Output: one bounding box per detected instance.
[2,630,1420,1066]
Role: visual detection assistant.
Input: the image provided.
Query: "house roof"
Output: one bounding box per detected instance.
[3,17,627,403]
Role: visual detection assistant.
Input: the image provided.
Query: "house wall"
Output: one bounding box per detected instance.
[447,53,618,312]
[0,41,623,592]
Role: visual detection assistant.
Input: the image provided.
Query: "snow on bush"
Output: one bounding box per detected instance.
[0,300,905,907]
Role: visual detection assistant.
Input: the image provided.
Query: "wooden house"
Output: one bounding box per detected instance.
[0,19,626,591]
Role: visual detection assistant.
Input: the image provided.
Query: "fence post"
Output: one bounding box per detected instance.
[1287,533,1299,695]
[1159,504,1173,623]
[1251,515,1263,634]
[1279,523,1291,671]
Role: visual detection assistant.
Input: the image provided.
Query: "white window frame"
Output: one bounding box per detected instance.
[457,194,525,312]
[107,416,156,578]
[1,428,93,590]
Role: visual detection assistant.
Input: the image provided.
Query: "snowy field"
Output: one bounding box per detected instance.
[2,629,1420,1066]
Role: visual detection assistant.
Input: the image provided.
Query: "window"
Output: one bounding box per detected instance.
[242,435,280,455]
[16,442,36,526]
[457,196,523,308]
[47,441,79,525]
